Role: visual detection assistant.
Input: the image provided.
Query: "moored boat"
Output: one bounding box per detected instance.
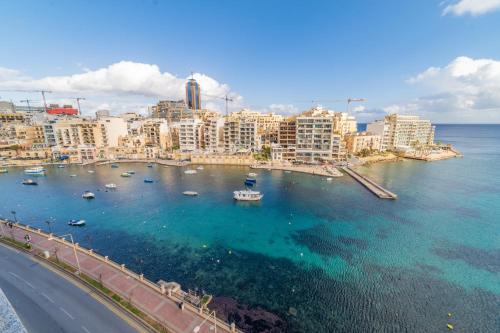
[70,174,77,177]
[147,164,153,168]
[248,172,257,177]
[24,166,45,175]
[144,179,154,183]
[121,172,132,177]
[111,164,119,168]
[183,191,198,196]
[184,169,197,174]
[196,166,204,170]
[105,183,117,189]
[22,179,38,185]
[57,165,65,168]
[0,168,8,173]
[127,170,135,174]
[82,191,95,199]
[87,170,95,174]
[68,219,86,226]
[233,190,263,201]
[245,177,257,183]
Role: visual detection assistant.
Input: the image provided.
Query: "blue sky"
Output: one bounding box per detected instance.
[1,0,500,122]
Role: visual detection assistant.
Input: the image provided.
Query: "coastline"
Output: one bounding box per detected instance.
[250,163,343,177]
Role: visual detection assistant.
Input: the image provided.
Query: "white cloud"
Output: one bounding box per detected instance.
[0,61,242,115]
[442,0,500,16]
[388,56,500,122]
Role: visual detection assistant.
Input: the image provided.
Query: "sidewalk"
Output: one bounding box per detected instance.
[0,221,238,333]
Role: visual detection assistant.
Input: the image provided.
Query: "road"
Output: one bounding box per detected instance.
[0,243,142,333]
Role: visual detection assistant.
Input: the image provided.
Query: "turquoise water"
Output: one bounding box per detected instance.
[0,125,499,332]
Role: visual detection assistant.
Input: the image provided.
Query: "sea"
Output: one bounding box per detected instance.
[0,124,499,332]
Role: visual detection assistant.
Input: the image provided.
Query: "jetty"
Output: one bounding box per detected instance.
[342,167,397,199]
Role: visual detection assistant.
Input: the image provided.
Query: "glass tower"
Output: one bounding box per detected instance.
[185,78,201,110]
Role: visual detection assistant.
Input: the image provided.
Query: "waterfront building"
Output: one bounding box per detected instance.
[271,117,296,161]
[201,112,222,153]
[141,119,170,151]
[96,116,128,147]
[152,100,191,123]
[185,78,201,111]
[178,118,203,152]
[333,112,357,137]
[345,132,381,154]
[224,112,260,153]
[367,114,435,151]
[295,107,339,163]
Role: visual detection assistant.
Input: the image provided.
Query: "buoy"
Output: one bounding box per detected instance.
[447,323,454,330]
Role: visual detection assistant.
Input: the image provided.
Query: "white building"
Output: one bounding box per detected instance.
[178,118,203,152]
[97,116,128,147]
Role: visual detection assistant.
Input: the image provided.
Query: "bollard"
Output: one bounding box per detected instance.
[231,322,236,333]
[160,284,166,295]
[139,273,144,281]
[120,264,125,271]
[89,249,93,254]
[105,255,109,262]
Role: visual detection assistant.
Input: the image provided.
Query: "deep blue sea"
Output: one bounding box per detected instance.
[1,125,499,332]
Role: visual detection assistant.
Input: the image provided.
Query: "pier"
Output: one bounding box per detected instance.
[342,167,397,199]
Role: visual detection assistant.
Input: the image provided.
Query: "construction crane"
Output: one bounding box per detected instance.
[68,97,86,115]
[347,98,367,114]
[201,93,234,115]
[19,99,38,112]
[0,89,52,112]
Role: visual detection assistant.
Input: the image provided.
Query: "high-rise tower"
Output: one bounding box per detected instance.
[185,77,201,111]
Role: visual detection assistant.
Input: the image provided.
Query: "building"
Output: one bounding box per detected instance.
[96,116,128,147]
[271,118,296,161]
[95,109,110,120]
[46,104,78,116]
[185,78,201,111]
[201,112,222,153]
[295,107,343,163]
[151,100,191,123]
[367,114,435,151]
[141,119,170,151]
[178,118,203,152]
[345,132,381,154]
[333,112,357,137]
[223,112,260,153]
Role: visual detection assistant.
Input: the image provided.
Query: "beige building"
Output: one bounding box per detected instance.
[345,132,381,154]
[97,116,128,147]
[224,112,261,153]
[367,114,435,151]
[177,118,203,152]
[333,112,357,137]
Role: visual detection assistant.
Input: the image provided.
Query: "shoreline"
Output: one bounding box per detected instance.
[250,163,343,177]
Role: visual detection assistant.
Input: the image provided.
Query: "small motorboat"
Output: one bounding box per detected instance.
[0,168,8,173]
[144,179,154,183]
[70,174,77,177]
[147,164,153,168]
[326,177,333,182]
[22,179,38,186]
[24,166,45,175]
[57,165,65,169]
[233,190,263,201]
[183,191,198,196]
[87,170,95,174]
[68,219,86,227]
[121,172,132,177]
[184,169,197,175]
[196,166,204,170]
[111,164,119,168]
[127,170,135,174]
[82,191,95,199]
[105,183,117,189]
[245,177,257,183]
[244,180,255,187]
[248,172,257,177]
[284,170,291,174]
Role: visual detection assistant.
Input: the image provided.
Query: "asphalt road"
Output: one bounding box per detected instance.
[0,243,141,333]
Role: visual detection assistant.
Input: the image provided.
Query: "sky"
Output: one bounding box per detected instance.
[1,0,500,123]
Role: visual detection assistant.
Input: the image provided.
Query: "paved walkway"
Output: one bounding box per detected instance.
[0,222,236,333]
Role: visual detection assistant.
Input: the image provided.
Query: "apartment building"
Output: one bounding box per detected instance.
[367,114,435,151]
[345,132,382,154]
[97,116,128,147]
[271,118,296,161]
[333,112,357,137]
[224,113,260,153]
[202,113,222,153]
[178,118,203,152]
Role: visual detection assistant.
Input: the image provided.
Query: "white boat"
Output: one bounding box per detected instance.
[82,191,95,199]
[284,170,291,174]
[0,168,8,173]
[87,170,95,174]
[68,219,86,226]
[196,166,204,170]
[121,172,132,177]
[183,191,199,196]
[248,172,257,177]
[57,165,65,169]
[184,169,197,175]
[70,174,77,177]
[233,190,263,201]
[105,183,117,189]
[326,177,333,182]
[127,170,135,174]
[24,166,45,175]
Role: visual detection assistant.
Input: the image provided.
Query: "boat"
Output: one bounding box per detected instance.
[87,170,95,174]
[183,191,198,196]
[326,177,333,182]
[121,172,132,177]
[284,170,291,174]
[184,169,197,175]
[248,172,257,177]
[22,179,38,186]
[105,183,117,189]
[0,168,8,173]
[147,164,153,168]
[70,174,77,177]
[24,166,45,175]
[111,164,119,168]
[82,191,95,199]
[233,190,263,201]
[57,165,65,169]
[144,179,154,183]
[245,177,257,183]
[68,219,86,226]
[196,166,204,170]
[127,170,135,174]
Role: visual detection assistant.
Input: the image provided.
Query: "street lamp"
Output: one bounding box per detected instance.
[193,311,217,333]
[45,220,53,234]
[11,210,17,223]
[51,233,81,275]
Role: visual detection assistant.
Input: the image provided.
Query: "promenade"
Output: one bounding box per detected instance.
[0,220,239,333]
